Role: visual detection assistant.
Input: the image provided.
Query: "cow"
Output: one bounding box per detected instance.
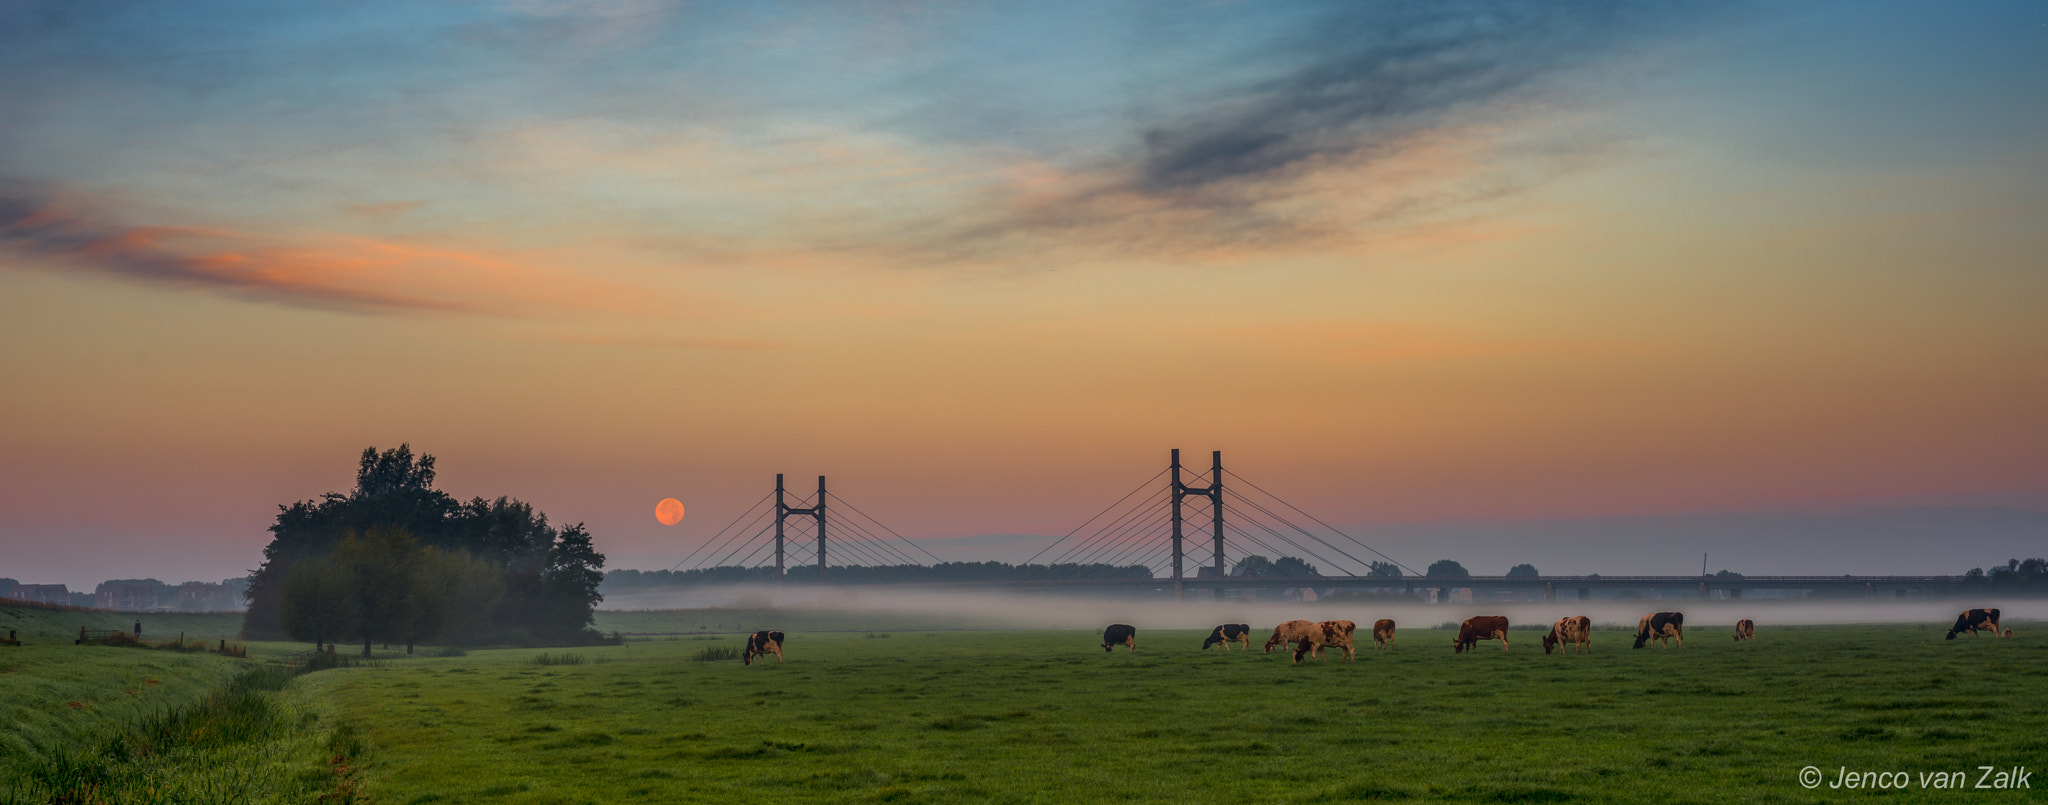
[742,630,785,666]
[1633,612,1684,649]
[1733,619,1755,641]
[1452,616,1510,654]
[1371,619,1396,650]
[1543,615,1592,655]
[1264,620,1325,663]
[1202,623,1252,651]
[1315,620,1357,661]
[1945,608,2008,640]
[1101,624,1137,652]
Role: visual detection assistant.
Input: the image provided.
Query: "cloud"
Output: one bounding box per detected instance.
[1131,2,1688,194]
[0,180,683,317]
[0,182,467,313]
[541,333,785,351]
[1217,322,1648,363]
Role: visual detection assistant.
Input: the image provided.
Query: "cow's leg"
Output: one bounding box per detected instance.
[1495,630,1510,653]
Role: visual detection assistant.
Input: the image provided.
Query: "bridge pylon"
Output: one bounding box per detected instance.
[1170,449,1224,603]
[774,474,827,586]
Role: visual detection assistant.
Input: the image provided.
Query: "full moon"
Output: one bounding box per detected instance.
[654,498,686,526]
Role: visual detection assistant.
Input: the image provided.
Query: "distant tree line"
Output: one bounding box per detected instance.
[603,561,1152,590]
[1961,558,2048,594]
[245,445,606,651]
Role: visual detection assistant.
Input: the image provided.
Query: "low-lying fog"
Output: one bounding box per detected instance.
[601,586,2045,631]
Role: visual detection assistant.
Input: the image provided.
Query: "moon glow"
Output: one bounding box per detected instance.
[655,498,686,526]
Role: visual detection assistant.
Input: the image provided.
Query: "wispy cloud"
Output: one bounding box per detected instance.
[0,182,469,313]
[1131,2,1689,194]
[0,180,683,316]
[1217,322,1650,363]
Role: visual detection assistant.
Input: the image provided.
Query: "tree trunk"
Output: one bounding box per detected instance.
[406,639,414,655]
[363,636,372,657]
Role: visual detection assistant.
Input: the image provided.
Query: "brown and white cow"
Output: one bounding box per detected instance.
[1633,612,1683,649]
[1371,619,1396,650]
[1264,620,1324,663]
[1453,616,1510,653]
[1543,615,1592,655]
[1945,609,2008,640]
[1315,620,1357,661]
[1733,619,1755,641]
[1203,623,1252,650]
[742,630,785,666]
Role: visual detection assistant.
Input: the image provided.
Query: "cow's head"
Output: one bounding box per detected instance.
[1632,632,1651,649]
[1542,631,1558,654]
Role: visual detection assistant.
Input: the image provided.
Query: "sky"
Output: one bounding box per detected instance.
[2,1,2045,590]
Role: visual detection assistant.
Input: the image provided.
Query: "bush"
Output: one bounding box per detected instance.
[531,652,586,666]
[693,646,741,662]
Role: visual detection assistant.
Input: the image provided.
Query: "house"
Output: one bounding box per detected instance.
[7,584,70,605]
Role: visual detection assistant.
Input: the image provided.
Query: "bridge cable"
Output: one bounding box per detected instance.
[1224,469,1419,576]
[669,490,775,572]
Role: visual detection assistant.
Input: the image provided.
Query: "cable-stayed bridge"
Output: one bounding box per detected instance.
[666,450,1965,600]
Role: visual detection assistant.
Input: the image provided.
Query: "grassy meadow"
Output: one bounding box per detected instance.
[5,614,2045,804]
[316,623,2042,804]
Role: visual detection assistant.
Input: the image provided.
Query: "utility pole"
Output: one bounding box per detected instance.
[1170,448,1225,603]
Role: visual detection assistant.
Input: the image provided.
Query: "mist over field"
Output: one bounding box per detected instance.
[598,585,2048,632]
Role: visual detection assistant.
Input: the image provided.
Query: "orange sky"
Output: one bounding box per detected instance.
[2,2,2044,586]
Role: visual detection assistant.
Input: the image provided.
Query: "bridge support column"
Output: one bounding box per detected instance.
[1545,582,1556,601]
[774,474,786,586]
[1169,449,1183,603]
[1730,588,1742,599]
[1577,588,1591,601]
[1699,581,1708,599]
[774,473,827,585]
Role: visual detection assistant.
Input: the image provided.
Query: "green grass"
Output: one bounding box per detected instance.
[0,646,365,804]
[304,624,2047,804]
[0,598,248,645]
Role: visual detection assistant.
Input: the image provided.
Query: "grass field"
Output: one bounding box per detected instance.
[303,623,2045,804]
[5,618,2043,803]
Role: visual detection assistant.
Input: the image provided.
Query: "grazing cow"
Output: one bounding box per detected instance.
[1733,619,1755,641]
[1314,621,1357,661]
[1452,616,1510,654]
[1945,608,2008,640]
[1543,615,1592,655]
[742,630,785,666]
[1632,612,1684,649]
[1202,623,1252,651]
[1264,620,1325,663]
[1101,624,1137,652]
[1372,619,1396,650]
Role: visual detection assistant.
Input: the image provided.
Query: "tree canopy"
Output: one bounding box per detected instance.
[1426,559,1470,578]
[246,445,606,646]
[1506,563,1539,577]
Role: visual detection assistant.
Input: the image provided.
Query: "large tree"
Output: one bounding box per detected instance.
[246,445,605,645]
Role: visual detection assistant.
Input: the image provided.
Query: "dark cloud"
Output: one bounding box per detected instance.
[1133,2,1695,193]
[0,181,462,313]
